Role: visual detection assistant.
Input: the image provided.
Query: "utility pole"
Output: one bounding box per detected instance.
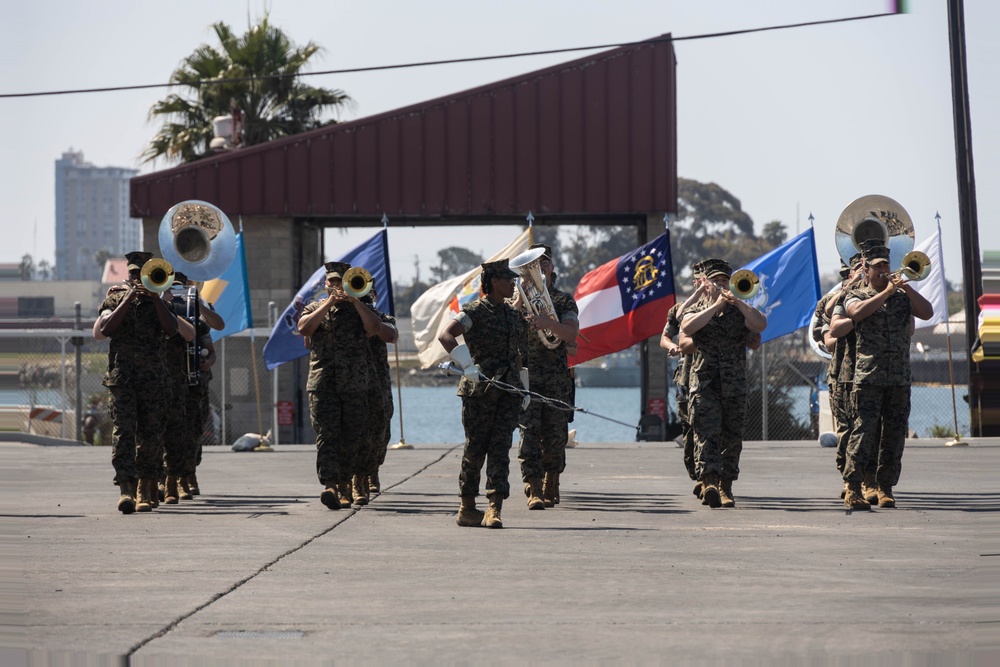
[947,0,991,435]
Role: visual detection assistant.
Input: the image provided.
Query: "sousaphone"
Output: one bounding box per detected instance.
[158,200,237,281]
[834,194,914,266]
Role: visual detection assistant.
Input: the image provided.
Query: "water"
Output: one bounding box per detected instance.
[388,386,641,444]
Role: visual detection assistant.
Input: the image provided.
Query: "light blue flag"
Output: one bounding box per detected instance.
[738,228,821,344]
[262,230,393,370]
[207,232,253,342]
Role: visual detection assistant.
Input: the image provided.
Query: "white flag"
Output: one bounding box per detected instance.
[410,229,532,368]
[911,225,948,330]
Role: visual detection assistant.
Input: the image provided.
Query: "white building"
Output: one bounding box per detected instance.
[54,150,140,281]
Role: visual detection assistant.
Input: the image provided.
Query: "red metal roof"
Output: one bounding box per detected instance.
[131,35,677,221]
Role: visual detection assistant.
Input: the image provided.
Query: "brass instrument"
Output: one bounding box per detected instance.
[889,250,932,282]
[158,200,236,281]
[834,194,915,265]
[509,247,561,350]
[343,266,373,299]
[139,258,175,293]
[729,269,760,300]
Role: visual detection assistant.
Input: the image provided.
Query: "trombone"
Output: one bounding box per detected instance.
[343,266,374,299]
[887,250,931,282]
[139,258,175,293]
[729,269,760,300]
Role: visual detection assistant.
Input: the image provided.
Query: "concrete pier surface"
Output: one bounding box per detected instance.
[4,437,998,665]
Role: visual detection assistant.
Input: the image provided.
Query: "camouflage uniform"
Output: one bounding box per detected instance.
[161,296,192,478]
[663,302,696,480]
[181,321,213,477]
[685,300,750,481]
[100,287,170,485]
[829,298,859,474]
[304,296,374,488]
[360,307,396,477]
[842,284,913,487]
[517,286,578,481]
[455,296,526,500]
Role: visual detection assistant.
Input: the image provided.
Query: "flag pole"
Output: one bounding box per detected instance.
[381,213,413,451]
[937,213,967,446]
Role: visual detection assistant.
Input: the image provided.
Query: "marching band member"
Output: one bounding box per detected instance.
[838,241,933,510]
[357,281,398,503]
[94,252,183,514]
[439,259,527,529]
[514,243,579,510]
[298,262,391,510]
[680,258,767,509]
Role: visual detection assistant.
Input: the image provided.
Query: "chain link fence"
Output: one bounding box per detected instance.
[5,319,972,444]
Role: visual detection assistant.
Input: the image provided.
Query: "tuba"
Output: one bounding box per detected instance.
[509,247,562,350]
[343,266,373,299]
[158,200,236,281]
[834,194,914,266]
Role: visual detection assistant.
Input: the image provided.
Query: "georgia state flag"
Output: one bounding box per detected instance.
[568,233,675,366]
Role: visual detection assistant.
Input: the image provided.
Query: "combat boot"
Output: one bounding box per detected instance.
[701,473,721,508]
[117,479,136,514]
[164,476,180,504]
[337,481,353,509]
[187,472,200,496]
[149,479,160,508]
[157,477,166,503]
[693,481,704,498]
[525,478,545,510]
[136,478,154,512]
[368,471,381,494]
[862,471,879,506]
[178,476,193,501]
[844,482,871,511]
[352,474,370,506]
[552,472,561,505]
[877,485,896,508]
[719,478,736,508]
[320,484,340,510]
[456,496,485,527]
[840,482,848,499]
[542,472,556,508]
[482,495,503,529]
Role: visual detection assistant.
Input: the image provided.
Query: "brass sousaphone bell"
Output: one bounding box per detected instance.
[158,200,237,281]
[834,194,929,280]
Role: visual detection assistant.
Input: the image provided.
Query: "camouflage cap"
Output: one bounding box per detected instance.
[839,260,851,280]
[125,251,153,271]
[324,261,351,278]
[860,240,890,265]
[481,258,518,280]
[849,253,863,271]
[691,261,706,278]
[529,243,553,261]
[702,258,733,279]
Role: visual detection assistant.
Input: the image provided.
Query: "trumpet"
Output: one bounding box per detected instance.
[887,250,931,282]
[139,258,175,293]
[729,269,760,300]
[343,266,373,299]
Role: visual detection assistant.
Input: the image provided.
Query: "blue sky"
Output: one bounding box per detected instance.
[1,0,996,287]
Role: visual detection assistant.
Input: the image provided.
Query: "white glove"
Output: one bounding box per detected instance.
[519,368,531,410]
[449,344,481,386]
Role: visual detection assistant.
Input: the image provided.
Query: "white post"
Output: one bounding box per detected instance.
[221,337,227,447]
[59,336,68,439]
[760,342,768,440]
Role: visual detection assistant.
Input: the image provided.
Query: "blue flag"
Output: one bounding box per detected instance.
[205,232,252,342]
[739,228,821,344]
[263,230,393,370]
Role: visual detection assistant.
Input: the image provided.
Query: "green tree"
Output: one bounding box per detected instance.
[36,259,52,281]
[143,15,353,164]
[94,249,112,276]
[429,247,483,283]
[19,254,33,281]
[761,220,788,248]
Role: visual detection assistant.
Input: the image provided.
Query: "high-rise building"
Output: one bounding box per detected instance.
[54,150,140,281]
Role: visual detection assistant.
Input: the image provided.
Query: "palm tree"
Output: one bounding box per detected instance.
[143,15,353,164]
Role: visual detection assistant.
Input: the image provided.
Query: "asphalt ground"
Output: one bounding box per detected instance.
[4,436,999,666]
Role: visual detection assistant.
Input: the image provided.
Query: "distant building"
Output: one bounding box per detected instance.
[55,150,140,281]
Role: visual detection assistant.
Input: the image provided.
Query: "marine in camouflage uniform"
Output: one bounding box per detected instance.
[660,262,709,494]
[681,258,768,509]
[298,261,395,510]
[440,259,527,528]
[515,244,579,510]
[94,251,182,514]
[841,241,934,510]
[359,285,397,497]
[821,255,864,498]
[159,283,198,503]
